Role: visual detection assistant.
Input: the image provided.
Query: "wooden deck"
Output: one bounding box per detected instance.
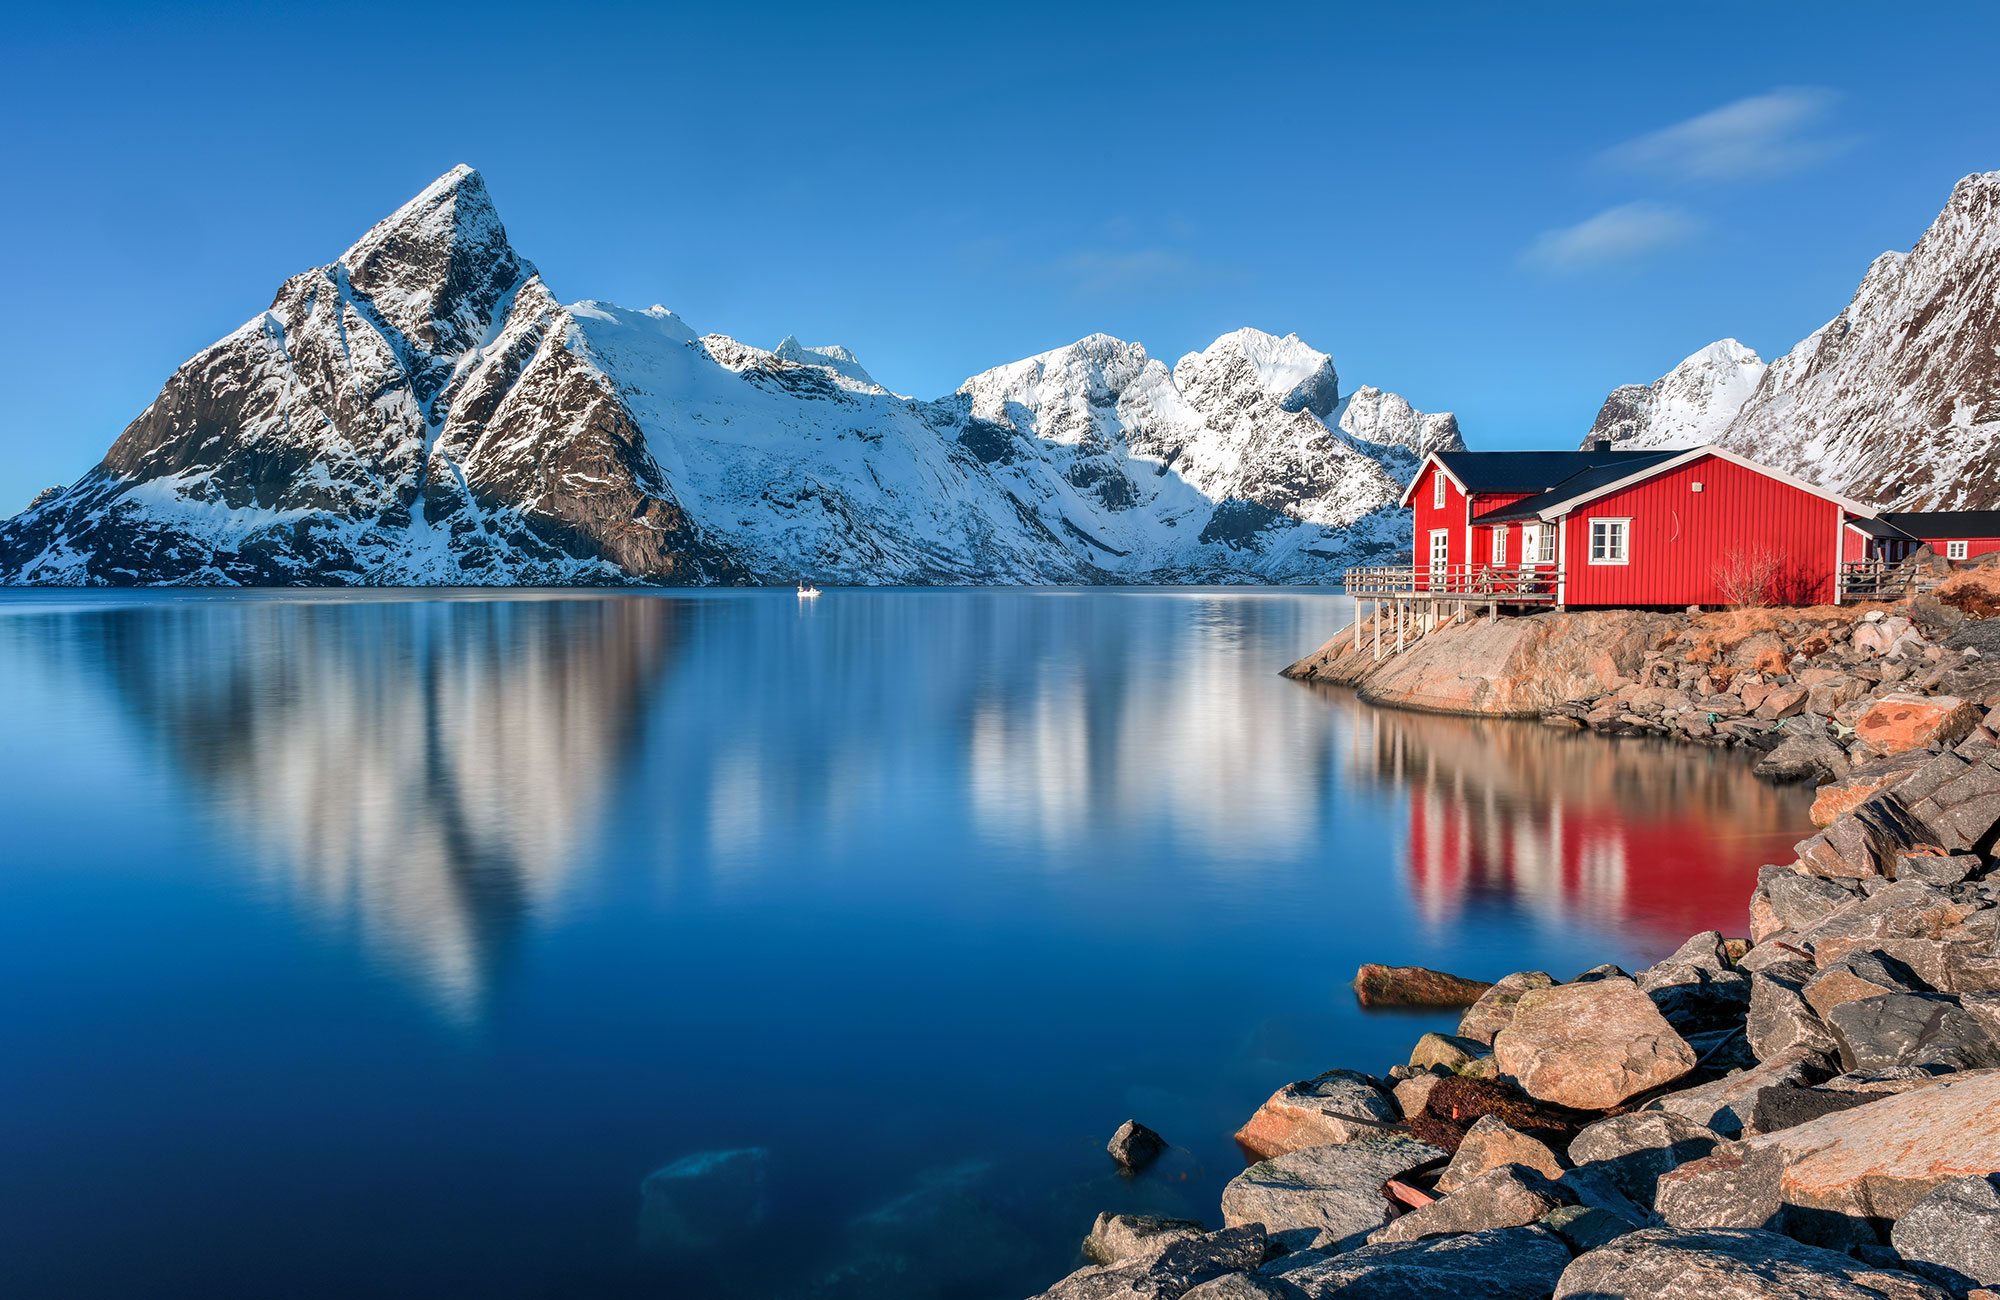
[1343,563,1562,603]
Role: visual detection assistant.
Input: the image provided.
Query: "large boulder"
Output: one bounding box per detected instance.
[1761,872,1865,936]
[1266,1226,1571,1300]
[1854,693,1981,757]
[1109,1120,1169,1171]
[1569,1111,1723,1207]
[1434,1115,1565,1192]
[1369,1164,1575,1244]
[1219,1134,1445,1253]
[1890,1174,2000,1295]
[1654,1072,2000,1248]
[1810,752,1935,827]
[1351,964,1493,1010]
[1794,793,1943,881]
[1035,1225,1269,1300]
[1746,961,1841,1062]
[1408,1033,1484,1072]
[1085,1213,1205,1266]
[1179,1276,1308,1300]
[1457,971,1557,1047]
[1824,992,2000,1073]
[1233,1070,1400,1161]
[1493,977,1697,1109]
[1551,1226,1951,1300]
[1904,751,2000,853]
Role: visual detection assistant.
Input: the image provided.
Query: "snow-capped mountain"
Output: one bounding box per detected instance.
[1585,172,2000,510]
[1582,339,1766,451]
[0,166,1459,586]
[1714,171,2000,509]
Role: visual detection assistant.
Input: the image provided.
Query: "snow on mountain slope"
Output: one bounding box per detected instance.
[1713,172,2000,509]
[0,166,1449,586]
[1584,339,1766,450]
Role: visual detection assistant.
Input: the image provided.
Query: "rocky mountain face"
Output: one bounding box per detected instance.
[1582,340,1766,451]
[1587,171,2000,510]
[0,167,1459,586]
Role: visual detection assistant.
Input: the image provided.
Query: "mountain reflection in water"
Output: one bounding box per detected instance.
[0,590,1813,1300]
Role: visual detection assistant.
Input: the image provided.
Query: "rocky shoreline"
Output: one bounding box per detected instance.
[1024,593,2000,1299]
[1282,577,2000,790]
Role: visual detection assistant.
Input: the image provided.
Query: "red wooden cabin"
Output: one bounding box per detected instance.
[1393,441,1877,609]
[1874,511,2000,563]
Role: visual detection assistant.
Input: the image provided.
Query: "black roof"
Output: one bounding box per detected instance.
[1846,516,1919,540]
[1434,449,1680,496]
[1878,511,2000,540]
[1455,451,1684,524]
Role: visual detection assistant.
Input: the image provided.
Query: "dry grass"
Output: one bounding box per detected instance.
[1939,565,2000,619]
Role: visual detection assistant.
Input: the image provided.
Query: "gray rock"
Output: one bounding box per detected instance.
[1267,1226,1572,1300]
[1573,963,1634,983]
[1894,749,1974,807]
[1648,1043,1838,1138]
[1825,992,2000,1072]
[1551,1226,1953,1300]
[1434,1115,1565,1193]
[1219,1135,1445,1254]
[1457,971,1557,1047]
[1765,872,1866,934]
[1407,1033,1483,1072]
[1804,949,1933,1020]
[1683,1027,1759,1072]
[1891,1174,2000,1295]
[1110,1120,1170,1171]
[1640,960,1752,1036]
[1086,1213,1206,1266]
[1370,1164,1575,1244]
[1569,1111,1723,1207]
[1796,792,1943,880]
[1179,1276,1308,1300]
[1036,1226,1270,1300]
[1744,956,1832,1056]
[1538,1202,1641,1255]
[1757,733,1850,783]
[1897,852,1983,886]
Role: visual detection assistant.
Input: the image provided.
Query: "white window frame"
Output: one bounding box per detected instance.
[1429,529,1451,579]
[1528,522,1555,564]
[1587,517,1631,565]
[1433,472,1446,510]
[1948,540,1969,560]
[1491,526,1507,566]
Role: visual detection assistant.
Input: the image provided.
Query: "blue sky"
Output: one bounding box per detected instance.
[2,1,1996,512]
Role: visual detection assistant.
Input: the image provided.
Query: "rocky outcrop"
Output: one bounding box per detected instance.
[1551,1227,1952,1300]
[1233,1071,1400,1161]
[1351,964,1492,1010]
[1219,1135,1445,1252]
[1492,978,1697,1109]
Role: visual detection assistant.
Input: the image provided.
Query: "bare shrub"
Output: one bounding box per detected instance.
[1714,545,1784,608]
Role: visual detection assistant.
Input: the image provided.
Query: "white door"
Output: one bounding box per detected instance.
[1429,530,1451,589]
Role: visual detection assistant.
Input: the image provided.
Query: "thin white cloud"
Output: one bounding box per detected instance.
[1524,202,1700,272]
[1605,87,1853,183]
[1056,247,1236,300]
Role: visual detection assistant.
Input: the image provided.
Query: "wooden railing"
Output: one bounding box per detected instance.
[1343,563,1562,602]
[1840,559,1943,602]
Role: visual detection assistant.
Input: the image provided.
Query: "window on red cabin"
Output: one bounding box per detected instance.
[1948,540,1969,560]
[1433,472,1445,510]
[1589,518,1630,565]
[1491,526,1507,565]
[1526,524,1554,564]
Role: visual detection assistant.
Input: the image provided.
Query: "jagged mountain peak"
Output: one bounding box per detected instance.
[1337,386,1465,458]
[1177,328,1340,418]
[772,335,883,391]
[336,163,527,358]
[1585,337,1767,451]
[1709,168,2000,507]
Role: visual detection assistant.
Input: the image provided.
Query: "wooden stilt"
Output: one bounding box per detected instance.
[1374,601,1382,660]
[1355,602,1364,652]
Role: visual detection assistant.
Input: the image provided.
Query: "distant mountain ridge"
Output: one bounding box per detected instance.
[1586,170,2000,511]
[0,166,1462,586]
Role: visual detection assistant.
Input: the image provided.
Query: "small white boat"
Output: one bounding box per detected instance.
[796,582,821,599]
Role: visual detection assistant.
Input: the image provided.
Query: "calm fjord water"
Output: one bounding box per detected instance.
[0,589,1810,1299]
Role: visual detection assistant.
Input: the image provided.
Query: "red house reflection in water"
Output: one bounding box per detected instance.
[1326,692,1813,954]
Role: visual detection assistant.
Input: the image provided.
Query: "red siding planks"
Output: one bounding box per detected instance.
[1557,453,1843,607]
